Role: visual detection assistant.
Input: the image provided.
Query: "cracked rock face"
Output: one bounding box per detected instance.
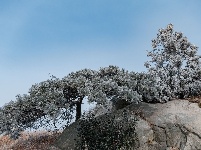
[54,100,201,150]
[127,99,201,150]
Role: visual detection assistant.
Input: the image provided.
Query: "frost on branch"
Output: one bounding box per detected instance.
[0,76,75,139]
[87,66,142,110]
[129,71,162,103]
[0,66,144,139]
[61,69,97,121]
[145,23,201,101]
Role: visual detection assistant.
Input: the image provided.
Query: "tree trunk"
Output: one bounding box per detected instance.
[75,97,83,121]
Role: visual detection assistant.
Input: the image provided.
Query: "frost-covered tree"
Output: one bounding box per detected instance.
[82,66,143,118]
[0,76,74,139]
[0,66,142,139]
[87,66,142,110]
[2,24,200,140]
[145,23,201,101]
[129,71,161,103]
[61,68,97,121]
[0,69,97,139]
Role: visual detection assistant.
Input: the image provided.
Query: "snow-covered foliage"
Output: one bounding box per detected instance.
[61,68,97,100]
[0,66,141,139]
[0,24,200,139]
[0,73,77,138]
[87,66,142,107]
[129,72,161,103]
[145,23,201,101]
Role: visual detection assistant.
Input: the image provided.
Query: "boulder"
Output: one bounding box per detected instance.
[54,99,201,150]
[53,120,81,150]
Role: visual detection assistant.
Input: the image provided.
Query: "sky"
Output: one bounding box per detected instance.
[0,0,201,115]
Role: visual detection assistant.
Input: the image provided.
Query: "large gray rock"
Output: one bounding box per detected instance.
[54,100,201,150]
[53,120,81,150]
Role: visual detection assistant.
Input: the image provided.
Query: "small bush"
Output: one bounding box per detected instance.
[75,109,139,150]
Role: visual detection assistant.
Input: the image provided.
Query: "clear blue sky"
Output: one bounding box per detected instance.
[0,0,201,113]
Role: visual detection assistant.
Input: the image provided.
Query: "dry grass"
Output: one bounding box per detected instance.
[0,130,62,150]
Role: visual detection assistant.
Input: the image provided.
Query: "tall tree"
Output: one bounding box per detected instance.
[145,23,201,101]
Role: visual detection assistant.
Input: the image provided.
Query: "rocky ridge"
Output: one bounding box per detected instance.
[53,99,201,150]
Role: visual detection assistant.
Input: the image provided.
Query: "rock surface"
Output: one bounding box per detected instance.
[54,99,201,150]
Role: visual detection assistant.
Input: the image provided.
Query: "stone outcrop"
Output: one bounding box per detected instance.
[54,99,201,150]
[129,99,201,149]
